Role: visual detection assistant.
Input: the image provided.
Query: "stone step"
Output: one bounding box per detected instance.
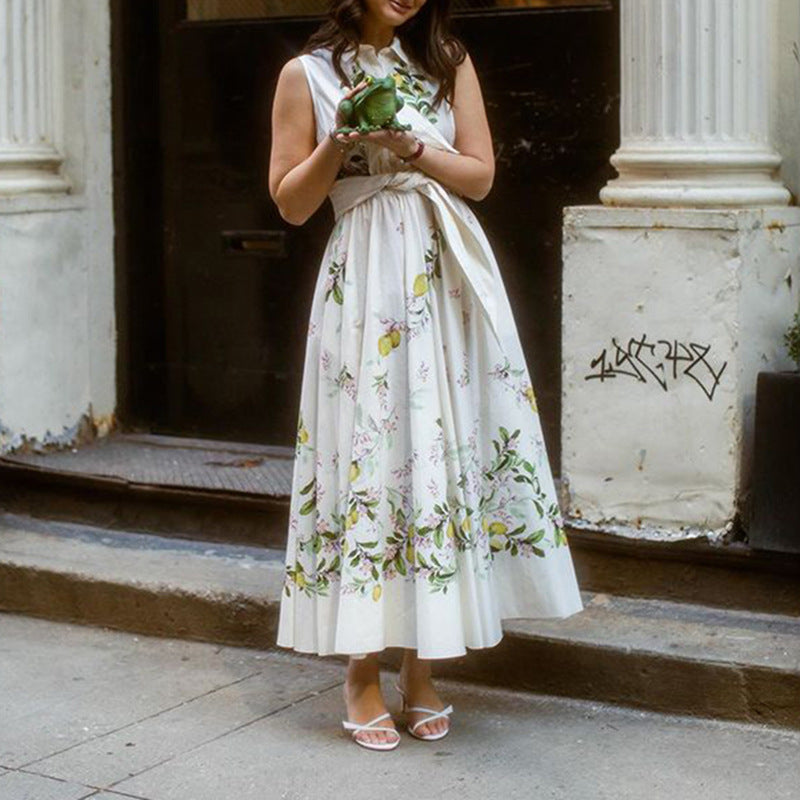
[2,432,800,617]
[0,432,293,548]
[1,511,797,731]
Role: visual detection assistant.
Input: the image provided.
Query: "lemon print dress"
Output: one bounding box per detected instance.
[276,36,584,660]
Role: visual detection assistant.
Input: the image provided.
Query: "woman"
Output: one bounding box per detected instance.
[268,0,584,751]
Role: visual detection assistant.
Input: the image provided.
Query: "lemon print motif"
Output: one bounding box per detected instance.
[405,541,415,563]
[297,425,309,444]
[488,522,508,552]
[349,460,360,482]
[525,385,537,413]
[345,508,359,529]
[379,329,402,356]
[295,572,306,589]
[461,516,471,534]
[378,334,393,356]
[413,273,428,296]
[446,520,456,539]
[372,584,382,601]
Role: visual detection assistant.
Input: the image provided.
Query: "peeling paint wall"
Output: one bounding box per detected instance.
[0,1,115,453]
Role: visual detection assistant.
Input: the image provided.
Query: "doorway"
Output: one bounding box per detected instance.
[112,0,619,475]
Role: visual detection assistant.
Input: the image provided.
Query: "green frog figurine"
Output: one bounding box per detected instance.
[334,75,412,135]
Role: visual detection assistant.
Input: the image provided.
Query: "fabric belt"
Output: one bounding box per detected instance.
[328,172,501,345]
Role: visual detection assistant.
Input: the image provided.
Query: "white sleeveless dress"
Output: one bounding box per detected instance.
[275,36,584,660]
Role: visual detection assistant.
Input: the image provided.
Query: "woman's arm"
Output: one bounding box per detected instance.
[362,50,496,201]
[268,58,347,226]
[409,50,495,200]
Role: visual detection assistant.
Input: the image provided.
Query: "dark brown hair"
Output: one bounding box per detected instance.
[300,0,466,109]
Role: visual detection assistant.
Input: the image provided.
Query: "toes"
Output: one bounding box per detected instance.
[414,717,448,737]
[356,728,396,745]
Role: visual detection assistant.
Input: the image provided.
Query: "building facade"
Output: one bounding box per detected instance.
[0,0,797,547]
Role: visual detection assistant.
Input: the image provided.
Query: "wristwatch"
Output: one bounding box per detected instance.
[399,137,425,163]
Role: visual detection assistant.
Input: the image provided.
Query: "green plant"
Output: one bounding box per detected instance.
[785,309,800,369]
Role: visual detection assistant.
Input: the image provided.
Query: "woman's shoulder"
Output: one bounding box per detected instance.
[445,39,475,82]
[278,47,333,80]
[296,43,335,63]
[277,56,306,86]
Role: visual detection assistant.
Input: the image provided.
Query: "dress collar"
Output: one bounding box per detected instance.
[354,35,408,66]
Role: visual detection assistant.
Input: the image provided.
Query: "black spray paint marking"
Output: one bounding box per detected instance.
[584,335,728,401]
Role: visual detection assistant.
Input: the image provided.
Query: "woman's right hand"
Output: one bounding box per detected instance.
[331,80,369,146]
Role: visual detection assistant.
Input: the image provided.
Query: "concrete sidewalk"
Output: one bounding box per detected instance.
[1,613,798,800]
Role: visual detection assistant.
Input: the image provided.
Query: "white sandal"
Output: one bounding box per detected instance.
[394,681,453,741]
[342,710,401,751]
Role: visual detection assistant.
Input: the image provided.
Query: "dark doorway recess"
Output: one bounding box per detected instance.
[112,0,619,475]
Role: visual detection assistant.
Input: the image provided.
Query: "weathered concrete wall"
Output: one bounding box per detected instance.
[562,207,800,541]
[0,0,115,452]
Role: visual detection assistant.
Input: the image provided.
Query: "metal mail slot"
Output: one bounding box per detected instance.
[221,230,287,258]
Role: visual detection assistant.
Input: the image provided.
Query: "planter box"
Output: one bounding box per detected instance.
[749,371,800,553]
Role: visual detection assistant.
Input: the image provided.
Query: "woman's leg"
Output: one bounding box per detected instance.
[343,651,398,745]
[397,649,450,737]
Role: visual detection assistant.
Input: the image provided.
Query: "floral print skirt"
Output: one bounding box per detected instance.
[276,187,584,660]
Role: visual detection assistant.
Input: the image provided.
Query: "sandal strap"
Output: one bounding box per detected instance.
[342,710,399,735]
[407,704,453,716]
[344,724,399,736]
[408,704,453,732]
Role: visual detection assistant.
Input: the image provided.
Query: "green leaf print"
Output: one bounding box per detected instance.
[404,226,447,340]
[434,526,444,549]
[283,412,569,600]
[324,258,346,305]
[298,478,316,515]
[391,64,439,123]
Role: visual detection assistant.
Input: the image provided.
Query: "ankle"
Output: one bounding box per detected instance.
[346,656,380,685]
[399,659,431,686]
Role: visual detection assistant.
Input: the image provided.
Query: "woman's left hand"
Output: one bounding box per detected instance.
[334,127,419,159]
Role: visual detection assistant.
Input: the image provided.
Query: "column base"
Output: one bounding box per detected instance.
[600,181,792,209]
[601,146,792,208]
[561,205,800,542]
[0,148,70,196]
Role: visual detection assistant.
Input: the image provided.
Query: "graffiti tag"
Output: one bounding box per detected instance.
[584,335,728,401]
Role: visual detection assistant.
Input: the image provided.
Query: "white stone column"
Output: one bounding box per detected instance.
[601,0,790,208]
[0,0,68,195]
